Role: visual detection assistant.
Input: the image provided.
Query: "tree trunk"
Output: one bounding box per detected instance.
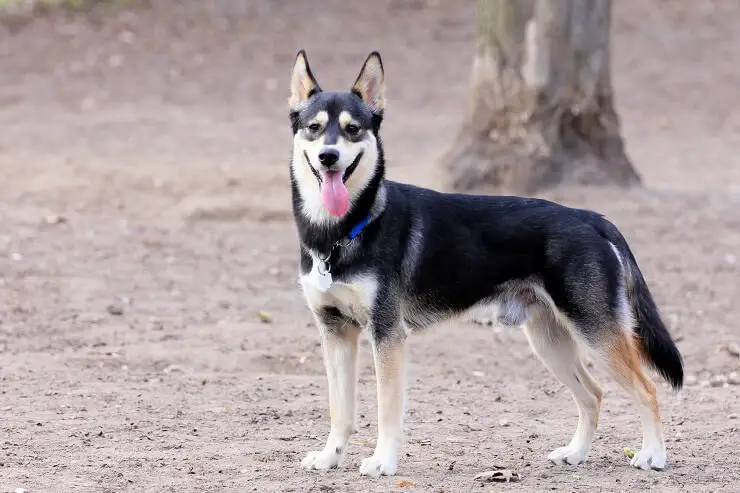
[442,0,641,194]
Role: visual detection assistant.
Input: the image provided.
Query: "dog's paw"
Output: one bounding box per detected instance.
[301,449,342,471]
[548,444,589,466]
[630,447,666,471]
[359,455,397,478]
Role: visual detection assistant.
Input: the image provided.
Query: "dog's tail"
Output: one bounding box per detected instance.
[586,214,684,391]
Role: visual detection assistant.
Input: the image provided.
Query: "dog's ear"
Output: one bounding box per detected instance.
[289,50,321,111]
[351,51,385,113]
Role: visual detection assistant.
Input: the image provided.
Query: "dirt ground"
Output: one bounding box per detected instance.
[1,1,739,492]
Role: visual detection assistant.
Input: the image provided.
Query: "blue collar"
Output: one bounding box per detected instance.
[348,214,372,240]
[317,214,373,267]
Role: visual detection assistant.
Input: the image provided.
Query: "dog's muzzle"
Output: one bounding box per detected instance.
[303,151,364,185]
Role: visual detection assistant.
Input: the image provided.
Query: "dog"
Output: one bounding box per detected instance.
[288,50,684,478]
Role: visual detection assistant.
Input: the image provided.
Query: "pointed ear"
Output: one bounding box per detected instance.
[289,50,321,111]
[351,51,385,113]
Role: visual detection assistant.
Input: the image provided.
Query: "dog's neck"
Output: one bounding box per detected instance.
[291,164,386,256]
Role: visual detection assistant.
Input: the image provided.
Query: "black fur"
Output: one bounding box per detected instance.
[289,67,683,391]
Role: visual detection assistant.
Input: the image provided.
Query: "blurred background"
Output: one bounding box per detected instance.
[1,1,739,492]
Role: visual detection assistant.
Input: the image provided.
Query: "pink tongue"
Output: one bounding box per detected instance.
[320,170,349,217]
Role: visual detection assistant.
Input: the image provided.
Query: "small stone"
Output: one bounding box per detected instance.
[685,374,698,386]
[498,419,510,427]
[471,370,485,377]
[710,375,727,387]
[727,372,740,385]
[257,311,272,323]
[43,214,67,225]
[725,342,740,357]
[106,304,124,316]
[728,413,739,420]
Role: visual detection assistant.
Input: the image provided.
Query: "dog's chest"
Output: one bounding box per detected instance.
[301,271,377,326]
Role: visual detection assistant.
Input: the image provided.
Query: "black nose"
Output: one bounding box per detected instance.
[318,148,340,167]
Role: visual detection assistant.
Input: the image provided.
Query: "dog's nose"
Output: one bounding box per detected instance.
[318,148,340,167]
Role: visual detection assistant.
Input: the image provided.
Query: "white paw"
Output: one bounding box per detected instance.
[301,448,342,471]
[630,447,666,471]
[548,444,589,466]
[359,455,397,478]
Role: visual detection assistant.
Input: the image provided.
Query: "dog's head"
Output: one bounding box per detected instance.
[289,50,385,223]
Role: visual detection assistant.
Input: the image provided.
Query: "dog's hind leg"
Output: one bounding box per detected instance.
[524,315,603,466]
[301,308,362,471]
[601,330,666,470]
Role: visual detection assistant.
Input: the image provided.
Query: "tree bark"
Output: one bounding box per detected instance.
[442,0,641,194]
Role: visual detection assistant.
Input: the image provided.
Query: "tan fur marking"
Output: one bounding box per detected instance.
[360,338,406,476]
[608,333,661,427]
[310,111,329,127]
[375,341,406,426]
[338,111,357,129]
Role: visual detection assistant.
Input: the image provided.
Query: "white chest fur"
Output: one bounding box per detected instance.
[301,269,378,327]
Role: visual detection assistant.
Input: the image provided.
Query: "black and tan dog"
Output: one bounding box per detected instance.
[288,50,683,478]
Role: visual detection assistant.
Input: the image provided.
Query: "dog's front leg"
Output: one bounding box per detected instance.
[360,321,407,478]
[301,311,361,472]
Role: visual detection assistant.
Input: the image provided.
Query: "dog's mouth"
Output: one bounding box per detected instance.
[341,151,363,184]
[303,151,364,217]
[303,151,364,184]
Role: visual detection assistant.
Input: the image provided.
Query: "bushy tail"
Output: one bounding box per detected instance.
[623,252,684,391]
[586,214,685,391]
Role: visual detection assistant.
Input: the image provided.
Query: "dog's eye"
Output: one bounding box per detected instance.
[345,124,361,135]
[307,123,322,132]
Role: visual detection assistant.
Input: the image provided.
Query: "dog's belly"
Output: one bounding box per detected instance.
[400,282,539,332]
[300,274,378,326]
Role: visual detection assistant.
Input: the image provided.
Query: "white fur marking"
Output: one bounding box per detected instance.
[292,131,379,225]
[301,271,378,328]
[307,256,333,292]
[524,319,600,466]
[301,324,361,471]
[608,241,636,332]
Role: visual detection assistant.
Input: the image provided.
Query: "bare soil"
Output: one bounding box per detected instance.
[1,1,739,492]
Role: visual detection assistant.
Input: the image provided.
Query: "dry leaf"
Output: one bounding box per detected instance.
[393,479,417,487]
[474,469,520,483]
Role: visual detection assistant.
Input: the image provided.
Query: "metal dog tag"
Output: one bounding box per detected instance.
[309,259,333,292]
